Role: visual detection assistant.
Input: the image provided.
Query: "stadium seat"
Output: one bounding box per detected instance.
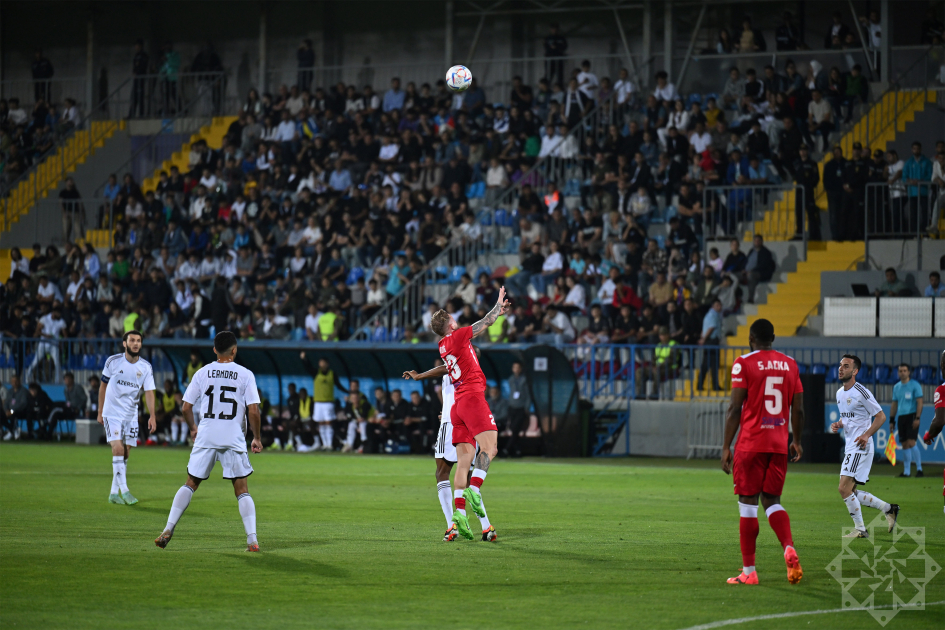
[479,212,493,226]
[859,364,873,383]
[475,265,491,279]
[448,266,466,283]
[389,327,404,341]
[686,93,702,108]
[491,265,509,279]
[913,364,936,384]
[434,265,450,284]
[796,363,808,374]
[873,363,896,385]
[371,327,389,342]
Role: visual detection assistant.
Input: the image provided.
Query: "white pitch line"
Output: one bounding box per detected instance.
[676,600,945,630]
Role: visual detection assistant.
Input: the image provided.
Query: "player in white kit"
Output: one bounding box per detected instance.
[97,330,156,505]
[830,354,900,539]
[155,332,263,552]
[404,352,496,542]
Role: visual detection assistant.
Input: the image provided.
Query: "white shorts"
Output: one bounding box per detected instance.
[841,447,873,485]
[103,416,139,446]
[434,422,457,463]
[187,446,254,480]
[314,402,335,422]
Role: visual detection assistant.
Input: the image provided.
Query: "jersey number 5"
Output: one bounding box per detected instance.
[764,376,783,415]
[444,354,461,381]
[204,385,238,420]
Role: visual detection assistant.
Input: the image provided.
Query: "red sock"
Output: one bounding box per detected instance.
[739,517,758,567]
[454,497,466,510]
[767,507,794,549]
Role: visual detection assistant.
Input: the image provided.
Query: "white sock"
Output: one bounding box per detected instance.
[844,494,865,530]
[474,490,491,531]
[171,423,179,442]
[238,493,257,545]
[112,456,129,493]
[437,480,454,527]
[346,420,357,446]
[110,456,121,494]
[743,565,756,575]
[324,425,334,449]
[855,490,890,513]
[317,425,327,447]
[165,485,194,532]
[453,488,466,517]
[358,420,367,442]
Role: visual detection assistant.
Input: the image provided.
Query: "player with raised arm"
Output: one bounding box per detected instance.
[403,349,497,542]
[921,349,945,514]
[428,288,510,540]
[721,319,804,586]
[97,330,156,505]
[830,354,900,539]
[154,331,263,552]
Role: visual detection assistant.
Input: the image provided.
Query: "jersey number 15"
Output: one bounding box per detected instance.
[204,385,238,420]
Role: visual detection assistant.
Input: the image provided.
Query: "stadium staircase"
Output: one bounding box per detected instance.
[139,117,236,194]
[0,120,126,235]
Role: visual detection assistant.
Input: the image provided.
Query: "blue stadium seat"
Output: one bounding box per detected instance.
[811,363,827,376]
[480,212,493,226]
[448,266,466,283]
[501,210,517,227]
[703,92,719,104]
[475,266,491,280]
[796,363,808,374]
[686,93,702,108]
[371,327,389,342]
[434,265,450,284]
[873,363,896,385]
[913,364,936,384]
[859,364,873,383]
[389,327,403,342]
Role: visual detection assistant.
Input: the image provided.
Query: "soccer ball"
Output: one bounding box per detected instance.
[446,65,472,92]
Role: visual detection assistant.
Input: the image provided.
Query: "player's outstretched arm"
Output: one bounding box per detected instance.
[721,388,747,474]
[247,403,262,453]
[182,401,197,439]
[471,286,511,338]
[789,392,805,462]
[403,365,449,381]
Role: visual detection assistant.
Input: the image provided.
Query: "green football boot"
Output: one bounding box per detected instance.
[452,510,474,540]
[108,493,125,505]
[120,490,139,505]
[463,487,485,518]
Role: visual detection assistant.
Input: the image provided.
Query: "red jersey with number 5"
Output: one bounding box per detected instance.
[438,326,486,398]
[730,349,803,454]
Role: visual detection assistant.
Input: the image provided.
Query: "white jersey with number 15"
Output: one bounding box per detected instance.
[182,361,260,452]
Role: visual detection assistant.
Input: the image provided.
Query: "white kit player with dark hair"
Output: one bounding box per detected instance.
[403,351,497,542]
[831,354,900,539]
[97,330,156,506]
[155,331,263,552]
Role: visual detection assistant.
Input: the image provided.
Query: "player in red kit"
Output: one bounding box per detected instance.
[721,319,805,585]
[430,287,510,540]
[922,349,945,515]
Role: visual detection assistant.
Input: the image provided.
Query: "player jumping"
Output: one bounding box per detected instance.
[721,319,804,585]
[97,330,156,505]
[921,349,945,514]
[830,354,900,539]
[155,331,263,552]
[429,288,510,540]
[403,351,496,542]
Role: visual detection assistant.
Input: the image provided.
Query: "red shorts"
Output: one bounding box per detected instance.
[450,394,497,445]
[732,450,787,497]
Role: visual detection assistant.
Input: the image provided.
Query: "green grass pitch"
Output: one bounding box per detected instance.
[1,443,943,629]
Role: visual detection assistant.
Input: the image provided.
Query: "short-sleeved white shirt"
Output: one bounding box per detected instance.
[102,354,156,421]
[38,313,66,339]
[835,382,883,451]
[183,361,260,452]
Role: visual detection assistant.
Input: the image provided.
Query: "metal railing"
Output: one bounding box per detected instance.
[351,234,489,340]
[865,181,938,266]
[13,196,115,248]
[0,77,90,112]
[700,183,806,245]
[0,337,175,387]
[266,53,628,104]
[119,72,230,119]
[562,343,943,404]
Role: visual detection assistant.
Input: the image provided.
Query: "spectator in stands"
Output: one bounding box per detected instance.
[722,67,745,110]
[903,141,933,233]
[875,268,909,297]
[805,90,834,152]
[716,29,735,54]
[823,145,846,240]
[383,78,405,112]
[743,234,775,304]
[297,39,315,92]
[652,71,677,103]
[635,326,678,399]
[563,78,589,128]
[536,304,575,345]
[698,298,723,391]
[925,271,945,297]
[735,16,765,53]
[544,23,568,86]
[824,11,851,49]
[776,11,800,51]
[793,145,821,240]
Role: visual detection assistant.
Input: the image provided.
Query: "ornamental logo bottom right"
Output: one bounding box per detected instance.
[826,511,941,626]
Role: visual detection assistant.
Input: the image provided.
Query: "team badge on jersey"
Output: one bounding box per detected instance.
[846,398,852,405]
[732,363,742,375]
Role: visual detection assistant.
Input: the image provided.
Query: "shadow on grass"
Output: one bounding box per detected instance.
[224,550,350,578]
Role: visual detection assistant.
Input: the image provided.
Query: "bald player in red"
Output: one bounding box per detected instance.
[922,349,945,515]
[430,287,510,540]
[721,318,805,585]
